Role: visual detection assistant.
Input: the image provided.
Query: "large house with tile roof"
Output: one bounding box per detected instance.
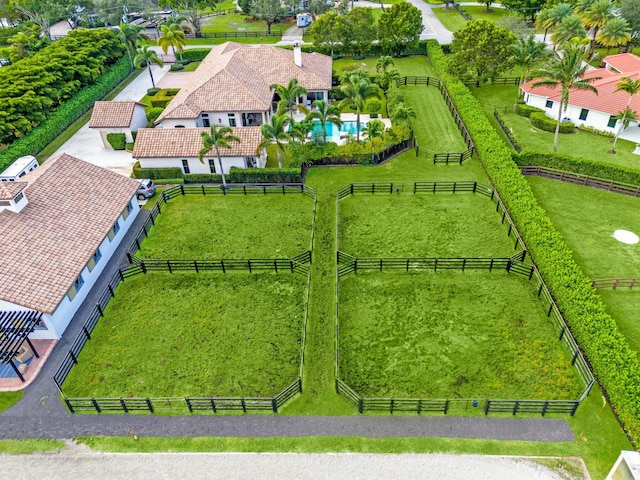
[89,101,148,149]
[0,153,140,340]
[521,53,640,144]
[155,42,332,129]
[132,126,264,174]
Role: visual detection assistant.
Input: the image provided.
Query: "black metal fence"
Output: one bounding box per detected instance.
[591,278,640,289]
[519,166,640,197]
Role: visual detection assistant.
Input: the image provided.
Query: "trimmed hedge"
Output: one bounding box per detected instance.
[578,124,615,138]
[146,88,160,96]
[169,64,184,71]
[515,103,543,118]
[150,99,171,108]
[184,173,223,183]
[181,48,211,62]
[530,112,575,134]
[228,167,302,183]
[513,151,640,185]
[106,133,126,150]
[0,56,132,173]
[132,162,183,180]
[427,40,640,445]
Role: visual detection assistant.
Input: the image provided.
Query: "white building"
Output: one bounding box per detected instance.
[0,153,141,340]
[89,101,148,148]
[132,127,264,174]
[521,53,640,144]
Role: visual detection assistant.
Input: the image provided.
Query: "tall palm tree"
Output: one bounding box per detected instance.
[118,21,150,68]
[376,56,394,74]
[597,18,632,56]
[165,15,192,31]
[581,0,614,53]
[289,120,314,145]
[158,22,187,62]
[510,34,552,87]
[532,42,600,152]
[389,103,416,129]
[339,77,381,142]
[551,15,587,49]
[536,3,573,41]
[363,119,386,140]
[198,125,241,186]
[610,77,640,153]
[134,46,164,88]
[270,78,308,123]
[305,99,342,143]
[258,113,290,169]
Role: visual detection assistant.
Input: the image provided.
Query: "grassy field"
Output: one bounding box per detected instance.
[137,194,314,259]
[185,36,281,45]
[432,7,467,32]
[338,193,516,257]
[470,84,640,169]
[433,6,517,33]
[201,13,293,33]
[0,391,23,413]
[401,86,470,153]
[598,289,640,360]
[332,56,437,77]
[338,270,585,399]
[62,272,306,398]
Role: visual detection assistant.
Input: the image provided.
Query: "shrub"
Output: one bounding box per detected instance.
[150,99,170,109]
[367,100,382,113]
[515,103,543,118]
[227,167,302,183]
[427,40,640,444]
[181,48,211,62]
[146,107,164,124]
[530,112,575,133]
[106,133,126,150]
[169,63,184,71]
[578,124,615,138]
[163,88,180,96]
[125,142,134,151]
[184,173,223,183]
[146,88,160,96]
[370,113,379,118]
[154,178,184,185]
[131,162,183,180]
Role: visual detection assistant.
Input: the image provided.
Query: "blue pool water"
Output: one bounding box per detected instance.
[311,120,367,139]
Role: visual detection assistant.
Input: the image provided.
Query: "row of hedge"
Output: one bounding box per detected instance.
[513,151,640,186]
[427,40,640,445]
[530,112,575,134]
[132,162,302,183]
[0,55,133,173]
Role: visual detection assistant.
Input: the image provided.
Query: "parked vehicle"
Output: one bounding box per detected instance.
[137,179,156,200]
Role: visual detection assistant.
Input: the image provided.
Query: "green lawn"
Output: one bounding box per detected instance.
[338,270,585,399]
[432,7,467,32]
[401,86,470,152]
[332,56,437,77]
[433,6,514,33]
[470,84,640,170]
[597,289,640,361]
[0,440,65,454]
[137,194,314,259]
[339,193,516,257]
[527,177,640,279]
[185,36,281,45]
[0,391,23,413]
[202,13,293,33]
[62,272,306,398]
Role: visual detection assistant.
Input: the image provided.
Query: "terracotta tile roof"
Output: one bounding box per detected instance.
[521,69,640,119]
[0,153,140,314]
[89,101,146,128]
[0,182,27,200]
[132,127,262,158]
[157,42,332,122]
[603,53,640,74]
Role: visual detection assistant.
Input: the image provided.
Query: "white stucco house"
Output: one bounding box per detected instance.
[155,42,332,129]
[89,101,148,148]
[521,53,640,143]
[0,153,141,340]
[132,127,264,174]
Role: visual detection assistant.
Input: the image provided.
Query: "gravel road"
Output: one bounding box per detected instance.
[0,452,581,480]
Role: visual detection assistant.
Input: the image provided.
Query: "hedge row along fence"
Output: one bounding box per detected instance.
[132,162,303,183]
[55,183,316,414]
[519,166,640,197]
[426,40,640,444]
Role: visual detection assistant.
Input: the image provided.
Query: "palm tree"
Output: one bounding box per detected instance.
[532,42,600,152]
[551,15,587,49]
[158,22,187,62]
[610,77,640,153]
[118,21,150,68]
[165,15,192,32]
[376,56,395,75]
[133,46,164,89]
[198,125,241,186]
[270,78,308,123]
[305,99,342,143]
[289,120,314,145]
[597,18,632,56]
[389,103,416,129]
[574,0,596,15]
[536,3,573,41]
[258,113,290,169]
[510,34,552,87]
[363,119,386,140]
[581,0,614,54]
[339,77,381,142]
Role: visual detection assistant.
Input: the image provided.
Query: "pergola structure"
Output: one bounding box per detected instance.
[0,311,42,382]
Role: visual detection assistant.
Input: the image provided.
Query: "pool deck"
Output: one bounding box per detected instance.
[308,114,392,144]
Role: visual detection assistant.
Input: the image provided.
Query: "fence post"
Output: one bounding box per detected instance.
[108,285,115,298]
[272,398,278,412]
[167,260,172,273]
[484,400,490,415]
[221,260,226,274]
[194,260,199,273]
[180,184,184,196]
[141,262,147,274]
[96,304,104,317]
[512,401,519,416]
[358,397,364,414]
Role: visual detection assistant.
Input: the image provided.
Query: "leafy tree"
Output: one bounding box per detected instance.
[610,77,640,153]
[305,99,342,143]
[339,76,381,141]
[531,42,599,152]
[597,18,632,55]
[134,45,163,88]
[93,0,155,26]
[258,113,290,168]
[308,0,332,19]
[500,0,545,21]
[343,7,376,58]
[250,0,283,34]
[118,21,150,68]
[449,19,518,84]
[198,124,241,186]
[238,0,252,14]
[5,23,49,62]
[619,0,640,48]
[270,78,307,122]
[9,0,74,39]
[581,0,614,53]
[377,1,424,56]
[158,0,209,37]
[510,34,551,86]
[307,10,345,58]
[158,22,187,61]
[551,14,587,48]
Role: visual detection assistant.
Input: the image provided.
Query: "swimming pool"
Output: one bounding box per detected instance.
[311,120,368,139]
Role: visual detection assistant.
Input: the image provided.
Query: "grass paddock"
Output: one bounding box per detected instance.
[62,272,306,398]
[338,270,585,399]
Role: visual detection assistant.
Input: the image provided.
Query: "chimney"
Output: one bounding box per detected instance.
[294,42,302,67]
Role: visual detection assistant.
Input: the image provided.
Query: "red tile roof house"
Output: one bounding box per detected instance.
[521,53,640,146]
[89,101,148,149]
[0,153,141,341]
